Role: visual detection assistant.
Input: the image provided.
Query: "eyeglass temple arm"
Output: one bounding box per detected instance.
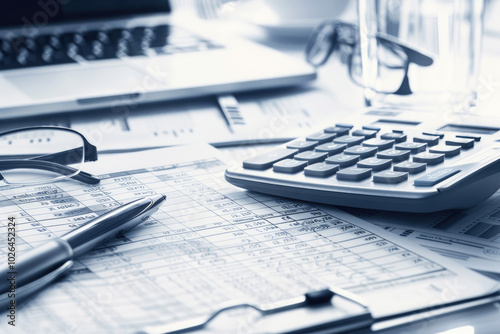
[0,160,100,185]
[29,146,98,165]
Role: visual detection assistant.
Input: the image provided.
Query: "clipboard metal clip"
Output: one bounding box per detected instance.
[139,287,373,334]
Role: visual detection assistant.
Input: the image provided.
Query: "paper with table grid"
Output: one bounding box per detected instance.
[0,144,497,333]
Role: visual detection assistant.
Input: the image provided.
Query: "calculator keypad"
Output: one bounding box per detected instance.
[241,124,482,188]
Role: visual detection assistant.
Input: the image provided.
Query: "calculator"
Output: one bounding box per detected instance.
[225,108,500,212]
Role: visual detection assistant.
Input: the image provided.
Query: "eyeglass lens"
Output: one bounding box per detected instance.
[0,128,85,185]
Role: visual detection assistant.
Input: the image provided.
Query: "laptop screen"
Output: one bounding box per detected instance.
[1,0,171,27]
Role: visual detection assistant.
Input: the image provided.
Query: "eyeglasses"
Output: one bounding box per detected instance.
[305,21,433,95]
[0,126,100,186]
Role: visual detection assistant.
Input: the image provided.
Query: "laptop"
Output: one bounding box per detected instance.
[0,0,315,119]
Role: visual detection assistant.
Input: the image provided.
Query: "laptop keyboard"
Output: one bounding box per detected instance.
[0,24,222,70]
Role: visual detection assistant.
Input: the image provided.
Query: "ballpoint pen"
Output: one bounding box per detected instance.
[0,194,166,308]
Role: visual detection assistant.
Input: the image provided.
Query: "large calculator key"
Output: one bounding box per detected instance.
[422,131,444,139]
[429,145,461,157]
[393,161,427,174]
[380,132,407,143]
[294,151,328,164]
[315,143,347,155]
[377,149,410,162]
[445,137,474,149]
[243,148,298,170]
[325,153,360,168]
[344,145,378,159]
[336,123,353,129]
[287,140,317,152]
[337,167,372,181]
[273,159,308,173]
[306,132,337,144]
[456,134,481,142]
[395,142,427,154]
[413,152,445,165]
[373,170,409,184]
[414,168,461,186]
[362,125,381,132]
[357,158,392,171]
[324,126,349,136]
[333,135,364,147]
[413,135,440,146]
[362,138,394,150]
[304,162,339,177]
[352,129,377,139]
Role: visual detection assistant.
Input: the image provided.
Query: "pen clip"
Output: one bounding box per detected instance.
[0,260,73,308]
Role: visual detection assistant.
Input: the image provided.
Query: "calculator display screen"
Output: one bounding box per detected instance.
[439,124,499,135]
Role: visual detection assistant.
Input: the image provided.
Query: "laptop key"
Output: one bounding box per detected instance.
[273,159,308,173]
[325,154,360,168]
[377,149,410,162]
[357,158,392,171]
[337,167,372,181]
[373,171,408,184]
[294,151,328,164]
[304,163,339,177]
[314,143,347,155]
[393,161,427,174]
[243,148,297,170]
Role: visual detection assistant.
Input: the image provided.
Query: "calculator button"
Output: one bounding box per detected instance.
[392,129,404,134]
[377,149,410,162]
[413,135,440,146]
[380,132,407,143]
[344,145,378,159]
[357,158,392,171]
[422,131,445,139]
[445,137,474,149]
[286,140,317,152]
[362,125,381,132]
[243,148,297,170]
[333,135,364,147]
[273,159,308,173]
[324,126,349,136]
[352,129,377,139]
[413,152,445,165]
[325,154,360,168]
[337,167,372,181]
[393,161,427,174]
[362,138,395,150]
[373,170,409,184]
[414,168,461,186]
[456,134,481,142]
[306,132,337,144]
[315,143,347,155]
[294,151,328,164]
[429,145,461,157]
[395,142,427,154]
[335,123,353,129]
[304,162,339,177]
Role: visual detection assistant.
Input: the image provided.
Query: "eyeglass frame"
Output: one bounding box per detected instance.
[305,20,434,96]
[0,126,100,185]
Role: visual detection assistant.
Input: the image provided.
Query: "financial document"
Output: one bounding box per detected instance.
[0,144,497,333]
